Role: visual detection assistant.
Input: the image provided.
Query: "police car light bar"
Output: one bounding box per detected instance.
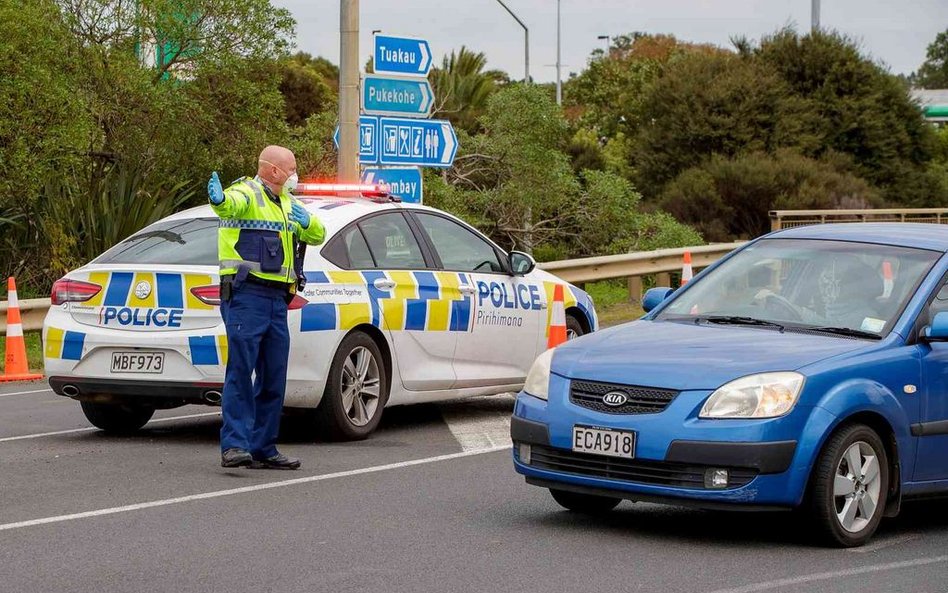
[294,182,401,203]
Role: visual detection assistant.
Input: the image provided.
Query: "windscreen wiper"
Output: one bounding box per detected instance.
[801,326,882,340]
[695,315,785,331]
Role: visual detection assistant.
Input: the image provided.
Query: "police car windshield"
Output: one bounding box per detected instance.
[93,218,218,266]
[656,239,939,337]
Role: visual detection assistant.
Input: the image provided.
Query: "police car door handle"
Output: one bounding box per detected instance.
[458,285,476,295]
[373,278,396,290]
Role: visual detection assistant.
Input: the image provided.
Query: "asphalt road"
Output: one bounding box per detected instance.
[2,381,947,593]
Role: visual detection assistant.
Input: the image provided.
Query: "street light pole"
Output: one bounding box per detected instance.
[555,0,562,105]
[811,0,820,32]
[338,0,360,183]
[597,34,609,57]
[495,0,529,83]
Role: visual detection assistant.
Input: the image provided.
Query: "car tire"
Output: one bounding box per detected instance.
[315,331,389,442]
[79,401,155,434]
[549,488,621,514]
[566,314,585,340]
[807,423,889,547]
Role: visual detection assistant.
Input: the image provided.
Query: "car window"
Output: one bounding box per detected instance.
[93,218,218,266]
[322,226,376,270]
[358,213,426,269]
[657,238,940,337]
[413,212,504,273]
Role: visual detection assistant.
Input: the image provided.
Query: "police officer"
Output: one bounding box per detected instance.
[208,145,325,469]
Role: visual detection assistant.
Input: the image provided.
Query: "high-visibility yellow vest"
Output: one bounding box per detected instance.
[212,176,325,284]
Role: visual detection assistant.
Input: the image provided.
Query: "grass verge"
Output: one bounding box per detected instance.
[584,279,644,328]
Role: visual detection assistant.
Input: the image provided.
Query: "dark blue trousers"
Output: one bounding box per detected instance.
[219,283,290,458]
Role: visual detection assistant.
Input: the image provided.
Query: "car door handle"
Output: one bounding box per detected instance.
[459,285,476,295]
[373,278,396,290]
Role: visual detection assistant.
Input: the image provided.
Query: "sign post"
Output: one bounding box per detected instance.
[378,117,457,168]
[362,74,434,118]
[374,35,433,76]
[362,167,423,204]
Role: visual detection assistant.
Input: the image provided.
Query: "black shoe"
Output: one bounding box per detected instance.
[250,453,301,470]
[221,448,253,468]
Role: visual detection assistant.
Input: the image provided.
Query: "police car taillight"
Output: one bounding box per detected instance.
[287,294,308,310]
[51,278,101,305]
[190,285,221,306]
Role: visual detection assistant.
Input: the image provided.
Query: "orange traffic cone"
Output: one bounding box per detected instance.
[882,261,893,298]
[1,277,43,382]
[681,251,693,286]
[548,284,568,349]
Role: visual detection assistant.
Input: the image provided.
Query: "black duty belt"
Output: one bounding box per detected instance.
[245,274,293,291]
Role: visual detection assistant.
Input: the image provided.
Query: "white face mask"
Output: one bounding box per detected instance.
[283,172,299,193]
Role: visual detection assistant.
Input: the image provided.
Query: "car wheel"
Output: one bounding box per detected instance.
[79,401,155,434]
[315,331,389,441]
[808,423,889,547]
[566,314,585,340]
[549,488,621,514]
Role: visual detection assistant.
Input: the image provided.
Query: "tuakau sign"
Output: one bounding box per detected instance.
[374,35,432,76]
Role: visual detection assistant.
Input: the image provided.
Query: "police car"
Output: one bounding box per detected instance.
[43,183,597,440]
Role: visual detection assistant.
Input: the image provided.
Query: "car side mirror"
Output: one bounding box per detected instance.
[509,251,536,276]
[924,311,948,342]
[642,287,675,313]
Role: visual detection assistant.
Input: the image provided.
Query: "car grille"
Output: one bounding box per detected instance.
[569,380,678,414]
[528,445,757,489]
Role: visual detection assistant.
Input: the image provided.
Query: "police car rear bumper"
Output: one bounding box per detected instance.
[49,376,223,408]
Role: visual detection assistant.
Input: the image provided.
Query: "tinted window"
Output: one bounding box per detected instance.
[322,226,376,270]
[94,218,218,265]
[414,213,504,273]
[358,213,426,269]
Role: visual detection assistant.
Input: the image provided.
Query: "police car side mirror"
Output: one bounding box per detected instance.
[509,251,536,276]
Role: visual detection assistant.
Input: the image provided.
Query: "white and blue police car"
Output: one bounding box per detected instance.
[43,183,597,440]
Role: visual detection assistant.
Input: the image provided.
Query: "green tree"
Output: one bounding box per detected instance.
[278,52,338,127]
[914,29,948,89]
[429,47,508,134]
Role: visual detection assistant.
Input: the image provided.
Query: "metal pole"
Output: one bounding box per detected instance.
[338,0,360,183]
[555,0,562,105]
[811,0,820,32]
[597,35,609,57]
[495,0,529,83]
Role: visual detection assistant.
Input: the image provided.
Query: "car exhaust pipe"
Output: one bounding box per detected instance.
[61,384,80,398]
[203,390,222,405]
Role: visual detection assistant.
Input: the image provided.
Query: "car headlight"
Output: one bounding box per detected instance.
[699,372,804,419]
[523,348,555,401]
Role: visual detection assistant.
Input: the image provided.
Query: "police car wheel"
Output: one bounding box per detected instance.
[549,489,621,514]
[566,315,584,341]
[316,331,389,441]
[79,401,155,434]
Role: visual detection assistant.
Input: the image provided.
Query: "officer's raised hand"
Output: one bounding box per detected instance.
[289,201,311,230]
[208,171,224,205]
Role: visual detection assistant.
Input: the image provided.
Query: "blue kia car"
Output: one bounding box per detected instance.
[512,223,948,547]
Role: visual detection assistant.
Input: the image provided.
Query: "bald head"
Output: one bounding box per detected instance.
[257,145,297,194]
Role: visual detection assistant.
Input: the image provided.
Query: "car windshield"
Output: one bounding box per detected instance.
[93,217,218,266]
[657,239,940,337]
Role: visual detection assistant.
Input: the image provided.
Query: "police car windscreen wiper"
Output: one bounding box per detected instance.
[695,315,785,331]
[800,326,882,340]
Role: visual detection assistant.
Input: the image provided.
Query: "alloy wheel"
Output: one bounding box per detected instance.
[833,441,882,533]
[340,346,381,427]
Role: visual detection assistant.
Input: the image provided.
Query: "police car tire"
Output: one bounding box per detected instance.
[549,488,621,514]
[79,401,155,434]
[315,331,389,441]
[566,314,584,339]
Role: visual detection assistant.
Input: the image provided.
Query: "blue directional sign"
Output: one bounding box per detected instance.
[362,74,433,118]
[333,115,380,164]
[378,117,457,168]
[363,167,423,204]
[374,35,432,76]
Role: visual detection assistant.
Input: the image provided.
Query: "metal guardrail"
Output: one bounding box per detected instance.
[770,208,948,231]
[1,243,743,335]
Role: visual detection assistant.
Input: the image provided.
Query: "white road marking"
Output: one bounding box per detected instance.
[0,388,53,398]
[441,395,514,452]
[707,555,948,593]
[0,444,512,532]
[0,411,221,443]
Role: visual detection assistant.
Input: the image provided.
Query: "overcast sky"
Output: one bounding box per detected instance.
[272,0,946,81]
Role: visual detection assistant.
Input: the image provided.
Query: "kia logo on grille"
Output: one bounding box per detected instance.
[602,391,628,407]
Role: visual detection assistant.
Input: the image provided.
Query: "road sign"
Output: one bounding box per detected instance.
[374,35,432,76]
[362,74,433,118]
[363,167,423,204]
[333,115,380,164]
[378,117,457,168]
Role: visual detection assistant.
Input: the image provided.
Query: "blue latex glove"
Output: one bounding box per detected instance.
[207,171,224,205]
[288,201,311,230]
